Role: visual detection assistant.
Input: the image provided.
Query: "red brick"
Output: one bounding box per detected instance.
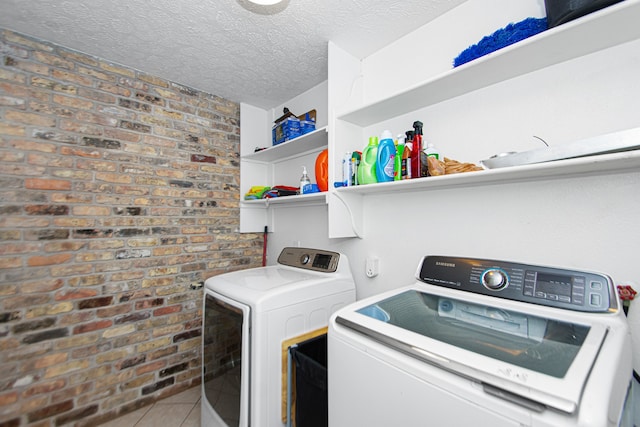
[135,360,166,376]
[22,379,66,397]
[51,69,92,86]
[0,391,18,406]
[27,253,72,267]
[22,278,64,293]
[0,257,22,269]
[0,122,26,136]
[27,399,73,422]
[9,139,57,153]
[24,178,71,191]
[78,296,113,309]
[73,320,113,334]
[53,94,94,110]
[5,110,56,127]
[135,298,164,309]
[54,289,99,301]
[72,206,111,216]
[153,305,182,317]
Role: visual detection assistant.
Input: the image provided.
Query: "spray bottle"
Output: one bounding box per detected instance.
[376,130,395,182]
[404,130,414,179]
[411,121,423,178]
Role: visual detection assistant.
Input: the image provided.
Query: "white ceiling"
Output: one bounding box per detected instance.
[0,0,466,109]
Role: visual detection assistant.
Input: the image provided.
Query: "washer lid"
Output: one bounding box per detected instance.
[335,284,613,414]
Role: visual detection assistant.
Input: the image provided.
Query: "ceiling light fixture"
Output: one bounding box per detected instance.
[247,0,283,4]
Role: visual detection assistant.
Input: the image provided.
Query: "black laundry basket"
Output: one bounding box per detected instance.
[291,334,328,427]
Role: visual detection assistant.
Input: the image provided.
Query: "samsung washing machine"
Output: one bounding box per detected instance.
[202,247,355,427]
[329,255,634,427]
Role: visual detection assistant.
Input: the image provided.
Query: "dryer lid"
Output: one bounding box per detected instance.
[335,285,610,414]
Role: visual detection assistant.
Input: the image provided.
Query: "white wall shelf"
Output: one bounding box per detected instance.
[242,127,328,163]
[335,150,640,196]
[241,192,327,206]
[336,0,640,127]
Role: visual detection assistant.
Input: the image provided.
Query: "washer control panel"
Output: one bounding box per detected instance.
[418,256,617,313]
[277,247,340,273]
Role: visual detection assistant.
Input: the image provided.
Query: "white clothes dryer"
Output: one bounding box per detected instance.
[202,247,355,427]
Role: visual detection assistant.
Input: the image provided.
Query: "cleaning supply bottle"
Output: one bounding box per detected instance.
[376,130,395,182]
[315,149,328,191]
[394,134,405,181]
[411,121,424,178]
[424,142,441,160]
[299,166,311,194]
[402,144,411,179]
[351,151,361,185]
[357,136,378,185]
[342,152,352,186]
[422,142,441,177]
[404,130,414,179]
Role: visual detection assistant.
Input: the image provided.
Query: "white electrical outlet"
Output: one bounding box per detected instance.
[365,256,379,278]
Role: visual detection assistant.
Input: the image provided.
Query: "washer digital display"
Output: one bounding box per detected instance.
[313,253,332,270]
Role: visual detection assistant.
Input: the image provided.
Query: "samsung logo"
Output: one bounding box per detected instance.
[435,261,456,268]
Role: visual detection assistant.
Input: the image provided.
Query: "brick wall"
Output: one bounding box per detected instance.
[0,29,263,426]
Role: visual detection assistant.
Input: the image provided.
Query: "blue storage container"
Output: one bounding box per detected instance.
[272,116,301,145]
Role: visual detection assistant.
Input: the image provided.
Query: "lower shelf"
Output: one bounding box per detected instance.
[335,149,640,196]
[241,192,327,207]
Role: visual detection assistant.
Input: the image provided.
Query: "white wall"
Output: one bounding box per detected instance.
[262,0,640,300]
[270,80,329,128]
[362,0,546,104]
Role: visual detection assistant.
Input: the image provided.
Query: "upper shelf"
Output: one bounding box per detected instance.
[242,127,328,162]
[337,0,640,127]
[335,149,640,195]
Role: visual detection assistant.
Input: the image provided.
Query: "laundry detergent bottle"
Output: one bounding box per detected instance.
[395,134,405,181]
[357,136,378,185]
[376,130,395,182]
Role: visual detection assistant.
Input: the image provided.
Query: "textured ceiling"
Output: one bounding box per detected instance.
[0,0,466,109]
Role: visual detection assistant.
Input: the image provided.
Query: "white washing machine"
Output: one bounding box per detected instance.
[202,247,355,427]
[329,255,634,427]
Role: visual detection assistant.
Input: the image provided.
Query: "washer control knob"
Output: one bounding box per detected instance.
[482,269,508,290]
[300,254,310,265]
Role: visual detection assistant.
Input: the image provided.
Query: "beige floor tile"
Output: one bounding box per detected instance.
[180,402,201,427]
[134,403,194,427]
[160,386,201,404]
[99,406,150,426]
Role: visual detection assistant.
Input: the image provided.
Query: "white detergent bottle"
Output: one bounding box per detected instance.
[424,142,441,160]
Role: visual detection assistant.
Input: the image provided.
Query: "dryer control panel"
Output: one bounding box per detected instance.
[418,256,618,313]
[277,247,340,273]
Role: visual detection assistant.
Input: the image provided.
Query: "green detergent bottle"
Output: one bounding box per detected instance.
[394,134,405,181]
[357,136,378,185]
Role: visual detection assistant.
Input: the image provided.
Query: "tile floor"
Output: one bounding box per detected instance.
[100,386,201,427]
